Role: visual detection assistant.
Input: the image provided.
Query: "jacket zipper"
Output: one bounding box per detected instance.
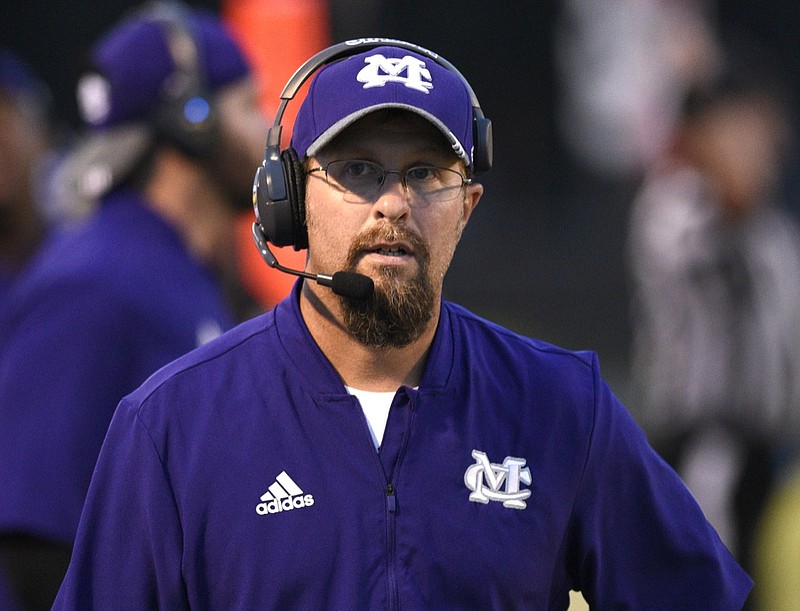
[374,388,414,611]
[386,483,399,610]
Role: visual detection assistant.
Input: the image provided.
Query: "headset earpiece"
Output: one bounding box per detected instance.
[150,74,216,157]
[253,143,308,250]
[472,113,493,177]
[281,148,308,250]
[147,1,217,157]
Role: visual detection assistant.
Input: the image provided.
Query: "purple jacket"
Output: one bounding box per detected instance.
[53,282,751,609]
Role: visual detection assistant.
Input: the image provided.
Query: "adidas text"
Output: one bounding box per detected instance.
[256,494,315,515]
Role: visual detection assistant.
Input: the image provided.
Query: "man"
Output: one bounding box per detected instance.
[0,3,267,608]
[0,49,57,308]
[54,40,751,609]
[0,48,69,611]
[627,41,800,593]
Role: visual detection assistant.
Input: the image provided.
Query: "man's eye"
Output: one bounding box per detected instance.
[407,166,438,182]
[343,161,377,179]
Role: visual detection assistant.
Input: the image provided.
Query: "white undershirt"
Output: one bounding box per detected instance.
[345,386,396,450]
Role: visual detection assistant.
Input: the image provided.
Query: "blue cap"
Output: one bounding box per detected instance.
[291,45,474,167]
[59,4,251,207]
[78,6,249,129]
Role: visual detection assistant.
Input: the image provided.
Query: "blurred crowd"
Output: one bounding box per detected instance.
[558,1,800,609]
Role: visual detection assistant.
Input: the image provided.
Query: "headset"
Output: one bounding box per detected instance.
[141,0,218,157]
[252,38,493,251]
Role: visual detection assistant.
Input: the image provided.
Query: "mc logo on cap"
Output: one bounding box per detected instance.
[356,54,434,94]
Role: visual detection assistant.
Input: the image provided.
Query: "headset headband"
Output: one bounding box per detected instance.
[265,38,488,154]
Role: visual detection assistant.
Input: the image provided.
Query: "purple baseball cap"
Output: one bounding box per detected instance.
[290,44,475,168]
[77,7,249,129]
[59,4,251,206]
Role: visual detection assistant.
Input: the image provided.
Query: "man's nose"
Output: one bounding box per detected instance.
[373,172,411,221]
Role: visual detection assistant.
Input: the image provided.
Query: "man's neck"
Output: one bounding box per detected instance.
[299,282,438,391]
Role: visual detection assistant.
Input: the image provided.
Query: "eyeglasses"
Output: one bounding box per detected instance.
[307,159,471,205]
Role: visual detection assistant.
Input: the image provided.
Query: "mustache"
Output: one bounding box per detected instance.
[346,224,429,267]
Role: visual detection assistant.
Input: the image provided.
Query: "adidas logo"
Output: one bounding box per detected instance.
[255,471,315,515]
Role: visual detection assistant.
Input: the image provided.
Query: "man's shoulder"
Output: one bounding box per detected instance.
[126,312,277,410]
[7,201,153,300]
[0,225,129,340]
[444,301,596,371]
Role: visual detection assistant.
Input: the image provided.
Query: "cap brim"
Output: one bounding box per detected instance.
[305,103,471,166]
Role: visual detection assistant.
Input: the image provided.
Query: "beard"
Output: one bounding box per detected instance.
[339,224,436,348]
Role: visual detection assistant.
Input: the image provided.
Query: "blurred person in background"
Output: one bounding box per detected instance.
[0,46,65,611]
[0,2,268,608]
[555,0,720,181]
[627,37,800,600]
[0,50,61,309]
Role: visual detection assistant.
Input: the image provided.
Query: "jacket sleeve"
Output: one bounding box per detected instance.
[570,354,753,609]
[52,396,189,610]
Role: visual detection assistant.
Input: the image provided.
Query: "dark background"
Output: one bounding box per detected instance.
[3,0,799,397]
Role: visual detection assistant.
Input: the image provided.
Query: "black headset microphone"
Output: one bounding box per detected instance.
[250,38,493,302]
[251,223,374,300]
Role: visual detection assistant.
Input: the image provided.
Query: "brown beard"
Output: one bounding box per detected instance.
[339,225,435,348]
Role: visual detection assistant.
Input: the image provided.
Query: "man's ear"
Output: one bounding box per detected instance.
[462,181,483,225]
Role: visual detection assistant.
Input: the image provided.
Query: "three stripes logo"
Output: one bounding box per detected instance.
[255,471,315,515]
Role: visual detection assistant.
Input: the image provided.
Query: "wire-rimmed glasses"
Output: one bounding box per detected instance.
[308,159,471,205]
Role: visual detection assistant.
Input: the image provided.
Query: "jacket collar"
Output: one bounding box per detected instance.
[272,280,457,396]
